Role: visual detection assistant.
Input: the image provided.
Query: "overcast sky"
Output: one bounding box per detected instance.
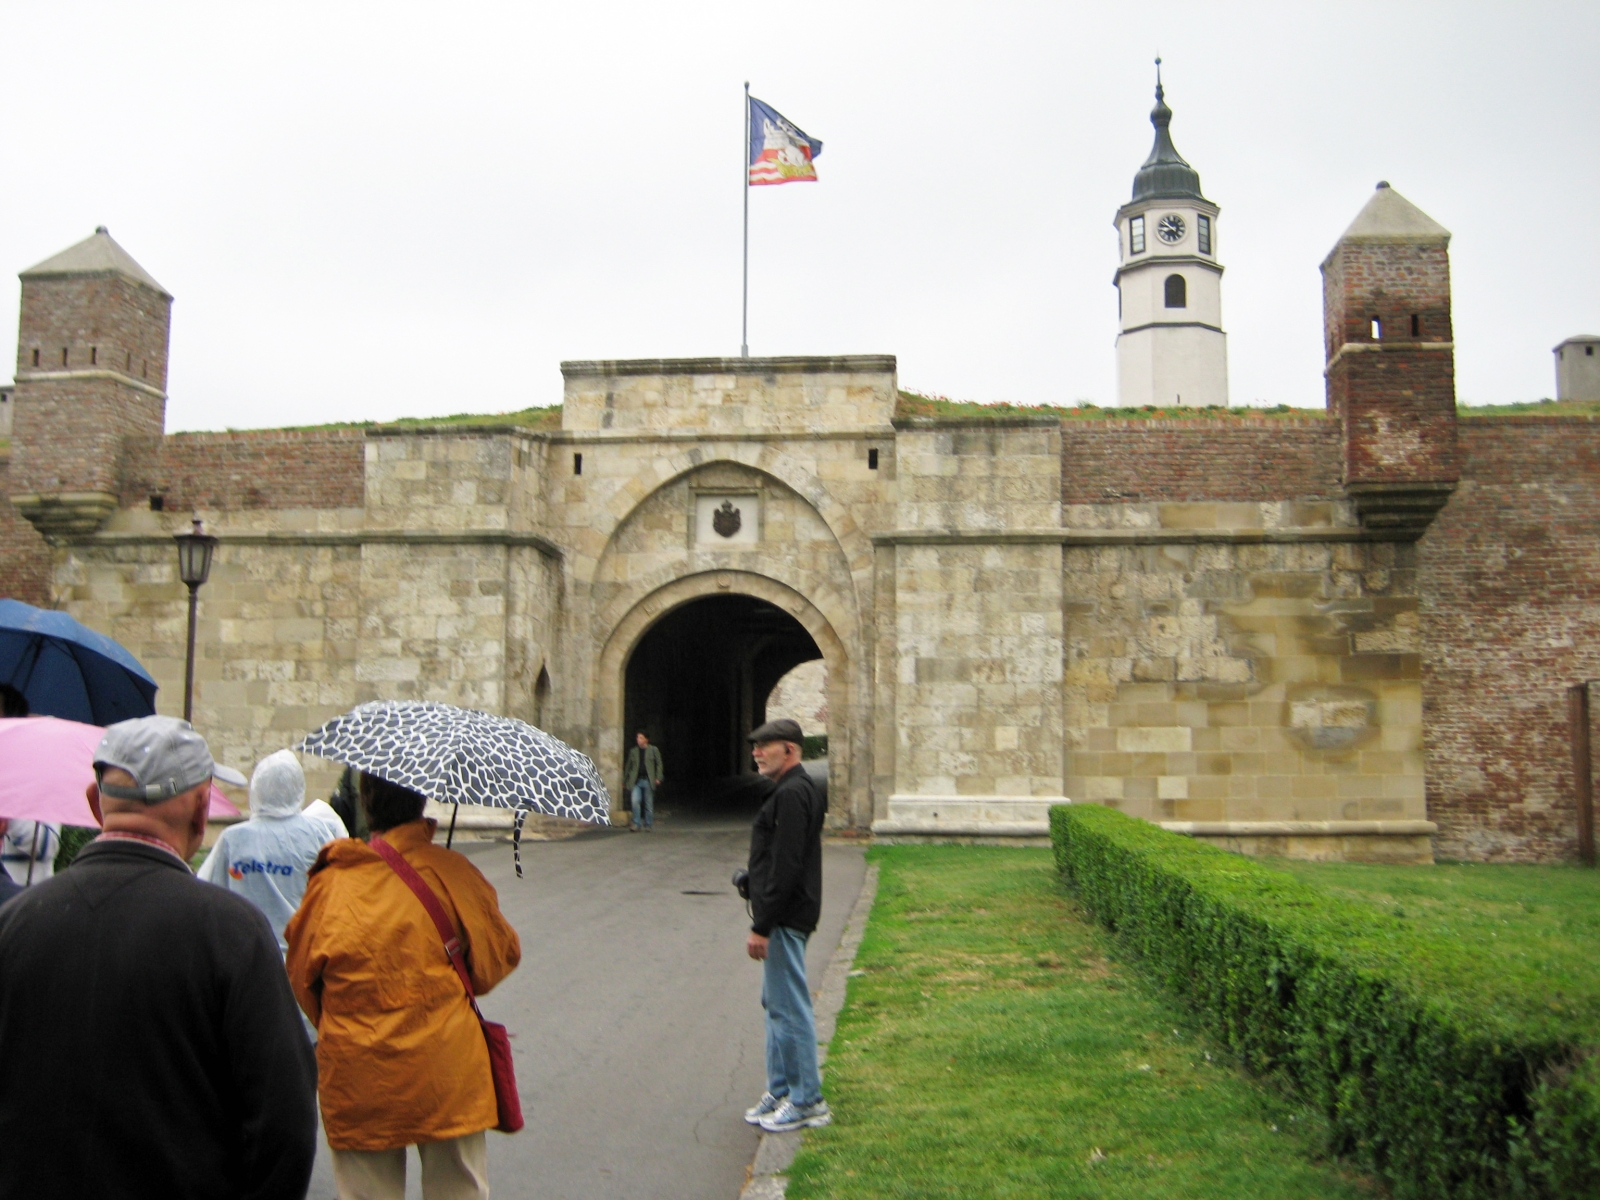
[3,2,1595,430]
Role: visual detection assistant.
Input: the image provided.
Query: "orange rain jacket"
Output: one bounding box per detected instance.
[285,819,522,1151]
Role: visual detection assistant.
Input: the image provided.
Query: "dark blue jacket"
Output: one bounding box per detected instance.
[0,838,317,1199]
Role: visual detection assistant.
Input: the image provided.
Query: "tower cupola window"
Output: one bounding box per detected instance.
[1164,274,1187,309]
[1129,216,1145,255]
[1197,214,1211,255]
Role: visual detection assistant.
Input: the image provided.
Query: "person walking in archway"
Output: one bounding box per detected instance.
[742,718,831,1133]
[624,731,663,832]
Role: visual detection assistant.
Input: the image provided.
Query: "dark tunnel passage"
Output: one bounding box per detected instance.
[624,594,822,815]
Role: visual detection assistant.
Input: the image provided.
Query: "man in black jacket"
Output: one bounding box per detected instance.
[742,718,831,1133]
[0,715,317,1199]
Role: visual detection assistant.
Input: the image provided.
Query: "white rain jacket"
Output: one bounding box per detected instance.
[197,750,348,952]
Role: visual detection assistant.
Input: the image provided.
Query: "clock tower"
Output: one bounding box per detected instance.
[1113,68,1228,408]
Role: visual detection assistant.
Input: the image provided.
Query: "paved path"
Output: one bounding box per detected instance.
[307,820,867,1200]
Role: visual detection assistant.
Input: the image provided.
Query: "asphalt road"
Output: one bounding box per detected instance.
[306,814,866,1200]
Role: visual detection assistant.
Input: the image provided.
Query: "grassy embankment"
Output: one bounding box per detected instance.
[785,845,1378,1199]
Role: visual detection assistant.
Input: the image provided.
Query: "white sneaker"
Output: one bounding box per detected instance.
[758,1098,831,1133]
[743,1091,784,1125]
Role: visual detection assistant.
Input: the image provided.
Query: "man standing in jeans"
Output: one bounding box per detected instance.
[742,718,831,1132]
[624,731,664,831]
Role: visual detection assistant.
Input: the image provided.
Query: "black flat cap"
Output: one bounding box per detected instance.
[747,717,804,744]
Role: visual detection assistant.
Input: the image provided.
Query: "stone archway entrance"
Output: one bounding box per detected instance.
[596,571,854,825]
[624,595,821,809]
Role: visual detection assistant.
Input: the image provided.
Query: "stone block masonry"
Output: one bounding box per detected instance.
[9,191,1600,864]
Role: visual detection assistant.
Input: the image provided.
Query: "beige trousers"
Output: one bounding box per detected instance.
[331,1131,489,1200]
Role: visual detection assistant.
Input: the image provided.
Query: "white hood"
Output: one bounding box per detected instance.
[249,750,306,819]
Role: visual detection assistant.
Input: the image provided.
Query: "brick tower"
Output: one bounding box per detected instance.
[1321,183,1458,534]
[8,227,171,540]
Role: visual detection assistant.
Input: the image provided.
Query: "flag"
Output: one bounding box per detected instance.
[747,96,822,186]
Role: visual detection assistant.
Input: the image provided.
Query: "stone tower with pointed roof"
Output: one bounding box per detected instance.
[1113,70,1228,408]
[1321,182,1458,533]
[8,227,172,540]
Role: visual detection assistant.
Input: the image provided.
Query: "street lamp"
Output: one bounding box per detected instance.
[173,516,218,723]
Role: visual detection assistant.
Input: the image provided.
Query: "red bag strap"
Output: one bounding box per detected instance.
[371,835,480,1011]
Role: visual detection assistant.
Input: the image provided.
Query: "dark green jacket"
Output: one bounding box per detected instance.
[624,744,664,790]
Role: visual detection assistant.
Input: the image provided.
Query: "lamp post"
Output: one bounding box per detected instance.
[173,517,218,723]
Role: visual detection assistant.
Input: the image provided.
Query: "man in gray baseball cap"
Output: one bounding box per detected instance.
[0,715,317,1198]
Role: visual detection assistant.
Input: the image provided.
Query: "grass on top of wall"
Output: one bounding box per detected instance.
[785,845,1378,1200]
[895,391,1321,422]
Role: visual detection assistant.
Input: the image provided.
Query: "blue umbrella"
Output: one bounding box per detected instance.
[0,599,158,724]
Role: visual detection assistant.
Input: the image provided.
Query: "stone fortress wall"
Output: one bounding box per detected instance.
[3,198,1599,864]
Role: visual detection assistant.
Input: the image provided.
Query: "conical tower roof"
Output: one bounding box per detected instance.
[1335,182,1450,245]
[20,226,169,296]
[1130,65,1205,203]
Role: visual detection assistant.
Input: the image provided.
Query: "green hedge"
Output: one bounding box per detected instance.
[1050,804,1600,1199]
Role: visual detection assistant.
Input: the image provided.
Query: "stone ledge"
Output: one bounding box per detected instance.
[1161,819,1437,837]
[872,794,1068,840]
[872,527,1396,546]
[83,527,565,557]
[562,355,897,378]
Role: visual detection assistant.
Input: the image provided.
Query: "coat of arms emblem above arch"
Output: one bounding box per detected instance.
[712,500,742,538]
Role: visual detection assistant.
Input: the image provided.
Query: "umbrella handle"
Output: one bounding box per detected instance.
[446,802,459,850]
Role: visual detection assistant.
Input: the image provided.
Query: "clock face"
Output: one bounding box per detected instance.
[1157,213,1186,243]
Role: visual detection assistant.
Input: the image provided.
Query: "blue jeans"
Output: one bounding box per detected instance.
[631,779,655,828]
[762,925,822,1107]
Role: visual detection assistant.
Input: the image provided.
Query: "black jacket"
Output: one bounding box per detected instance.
[747,764,827,936]
[0,838,317,1200]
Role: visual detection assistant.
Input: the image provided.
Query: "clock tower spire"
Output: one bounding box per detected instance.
[1113,65,1229,408]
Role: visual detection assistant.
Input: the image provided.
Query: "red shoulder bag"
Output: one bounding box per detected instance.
[370,836,524,1133]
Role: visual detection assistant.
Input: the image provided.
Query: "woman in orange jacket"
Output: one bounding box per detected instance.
[286,774,521,1200]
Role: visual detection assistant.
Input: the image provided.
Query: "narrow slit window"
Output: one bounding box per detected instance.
[31,348,39,367]
[1410,314,1420,337]
[1164,274,1187,308]
[90,346,97,365]
[1129,215,1145,255]
[1197,214,1212,255]
[573,452,583,476]
[1370,317,1382,340]
[61,348,69,366]
[1589,346,1595,357]
[126,351,132,370]
[868,448,879,470]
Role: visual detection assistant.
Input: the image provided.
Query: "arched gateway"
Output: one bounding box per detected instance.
[595,571,855,825]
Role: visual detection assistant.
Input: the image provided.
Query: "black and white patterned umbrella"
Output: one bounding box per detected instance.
[296,701,611,871]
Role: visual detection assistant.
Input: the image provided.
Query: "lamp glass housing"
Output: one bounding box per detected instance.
[174,518,218,587]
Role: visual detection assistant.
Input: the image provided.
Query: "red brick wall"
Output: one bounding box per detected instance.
[0,455,53,605]
[16,275,170,390]
[1421,418,1600,861]
[1060,418,1342,503]
[122,429,366,511]
[1323,239,1459,487]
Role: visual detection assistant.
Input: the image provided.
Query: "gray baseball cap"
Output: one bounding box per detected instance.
[93,715,248,803]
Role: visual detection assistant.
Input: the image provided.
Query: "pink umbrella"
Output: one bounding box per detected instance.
[0,716,241,826]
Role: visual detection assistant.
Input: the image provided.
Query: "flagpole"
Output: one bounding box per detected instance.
[741,81,750,358]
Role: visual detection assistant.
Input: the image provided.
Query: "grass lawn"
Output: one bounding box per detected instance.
[1268,858,1600,1030]
[786,846,1378,1199]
